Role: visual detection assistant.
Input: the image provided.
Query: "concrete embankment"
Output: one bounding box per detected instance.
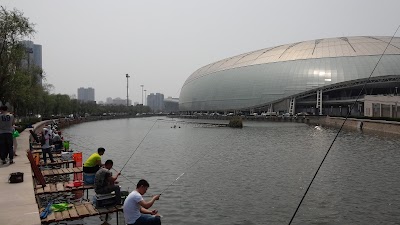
[174,115,400,136]
[308,116,400,135]
[0,121,48,225]
[0,115,157,225]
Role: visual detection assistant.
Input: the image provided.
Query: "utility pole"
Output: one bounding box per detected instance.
[144,90,147,105]
[126,74,130,106]
[140,85,144,105]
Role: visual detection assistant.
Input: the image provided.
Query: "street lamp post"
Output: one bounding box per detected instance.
[144,90,147,105]
[126,74,130,106]
[140,85,144,105]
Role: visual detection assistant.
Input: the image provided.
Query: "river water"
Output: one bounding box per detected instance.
[63,117,400,225]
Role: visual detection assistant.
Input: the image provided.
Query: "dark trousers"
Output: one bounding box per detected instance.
[0,133,13,161]
[83,165,100,173]
[53,141,63,150]
[129,214,161,225]
[42,147,55,164]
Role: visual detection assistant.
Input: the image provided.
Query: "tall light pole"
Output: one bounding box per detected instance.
[140,85,144,105]
[144,90,147,105]
[126,74,130,106]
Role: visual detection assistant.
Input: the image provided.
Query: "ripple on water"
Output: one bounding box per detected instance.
[63,117,400,225]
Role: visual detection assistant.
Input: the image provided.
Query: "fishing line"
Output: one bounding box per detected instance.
[288,26,400,225]
[120,119,159,172]
[160,172,184,195]
[159,133,230,195]
[76,145,134,185]
[70,145,136,185]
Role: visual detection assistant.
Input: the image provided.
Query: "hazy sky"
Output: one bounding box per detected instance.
[2,0,400,103]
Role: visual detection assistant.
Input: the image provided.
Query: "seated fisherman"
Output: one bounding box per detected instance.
[94,159,121,204]
[83,147,105,173]
[52,131,63,150]
[123,179,161,225]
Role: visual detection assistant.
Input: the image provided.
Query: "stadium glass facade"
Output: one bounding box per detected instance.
[179,36,400,113]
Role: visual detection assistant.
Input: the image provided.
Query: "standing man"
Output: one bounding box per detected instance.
[94,159,121,205]
[83,147,105,173]
[0,105,15,164]
[41,127,55,165]
[123,179,161,225]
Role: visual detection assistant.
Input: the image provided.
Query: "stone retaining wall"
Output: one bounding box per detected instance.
[307,116,400,135]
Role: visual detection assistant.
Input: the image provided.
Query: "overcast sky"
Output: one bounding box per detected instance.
[2,0,400,103]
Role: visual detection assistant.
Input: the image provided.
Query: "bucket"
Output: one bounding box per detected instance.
[73,152,82,165]
[73,152,83,180]
[9,172,24,183]
[34,153,40,165]
[72,190,84,200]
[83,173,95,185]
[73,180,83,187]
[63,141,70,150]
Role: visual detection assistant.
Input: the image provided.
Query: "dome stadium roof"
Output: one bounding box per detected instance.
[184,36,400,86]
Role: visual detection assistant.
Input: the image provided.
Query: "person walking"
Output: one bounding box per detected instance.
[123,179,161,225]
[0,105,15,164]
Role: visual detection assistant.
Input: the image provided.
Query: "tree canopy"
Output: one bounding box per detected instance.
[0,6,36,105]
[0,7,151,119]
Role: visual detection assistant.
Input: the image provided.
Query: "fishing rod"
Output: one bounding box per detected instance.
[160,173,184,195]
[120,118,159,172]
[76,144,146,194]
[72,145,136,184]
[288,26,400,225]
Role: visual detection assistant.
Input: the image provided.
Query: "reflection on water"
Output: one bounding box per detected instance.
[63,117,400,225]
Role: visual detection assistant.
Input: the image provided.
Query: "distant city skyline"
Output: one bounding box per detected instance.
[104,97,132,106]
[3,0,399,104]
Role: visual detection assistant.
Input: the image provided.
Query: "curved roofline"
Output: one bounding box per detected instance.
[183,36,400,87]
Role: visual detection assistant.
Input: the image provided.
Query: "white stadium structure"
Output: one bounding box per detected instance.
[179,36,400,117]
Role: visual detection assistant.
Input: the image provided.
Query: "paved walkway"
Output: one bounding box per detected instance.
[0,121,47,225]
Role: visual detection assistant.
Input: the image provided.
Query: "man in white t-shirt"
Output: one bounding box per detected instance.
[123,179,161,225]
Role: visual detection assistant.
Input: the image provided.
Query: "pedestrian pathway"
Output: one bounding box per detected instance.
[0,121,47,225]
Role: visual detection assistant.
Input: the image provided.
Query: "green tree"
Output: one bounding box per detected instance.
[54,94,72,115]
[0,6,35,105]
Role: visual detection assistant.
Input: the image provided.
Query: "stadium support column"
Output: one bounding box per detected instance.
[268,104,273,113]
[316,89,323,115]
[289,97,296,115]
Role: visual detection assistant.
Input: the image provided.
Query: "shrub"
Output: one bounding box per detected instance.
[228,116,243,128]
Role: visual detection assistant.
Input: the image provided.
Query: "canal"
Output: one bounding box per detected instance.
[63,117,400,225]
